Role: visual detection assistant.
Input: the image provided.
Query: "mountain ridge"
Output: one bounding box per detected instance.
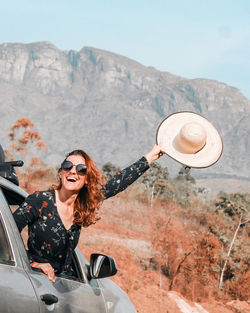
[0,41,249,180]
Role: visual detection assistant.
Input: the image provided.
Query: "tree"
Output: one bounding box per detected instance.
[172,166,197,208]
[214,192,250,290]
[152,216,192,291]
[8,118,48,167]
[218,213,249,290]
[214,191,250,218]
[6,118,52,190]
[137,162,173,206]
[175,165,196,184]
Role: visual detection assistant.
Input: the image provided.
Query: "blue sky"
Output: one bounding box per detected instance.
[1,0,250,99]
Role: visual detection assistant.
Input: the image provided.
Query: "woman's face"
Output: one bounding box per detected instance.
[60,154,87,193]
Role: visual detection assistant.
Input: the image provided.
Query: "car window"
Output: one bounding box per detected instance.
[0,215,14,265]
[56,251,85,283]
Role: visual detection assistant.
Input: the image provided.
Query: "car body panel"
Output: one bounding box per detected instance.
[28,270,107,313]
[99,278,137,313]
[0,263,40,313]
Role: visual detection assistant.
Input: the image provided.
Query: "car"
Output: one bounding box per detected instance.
[0,146,137,313]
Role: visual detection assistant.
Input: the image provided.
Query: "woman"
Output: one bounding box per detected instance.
[13,144,163,282]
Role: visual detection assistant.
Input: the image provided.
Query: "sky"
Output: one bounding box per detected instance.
[1,0,250,99]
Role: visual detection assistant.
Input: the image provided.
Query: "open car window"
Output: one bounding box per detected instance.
[0,214,15,266]
[56,251,85,283]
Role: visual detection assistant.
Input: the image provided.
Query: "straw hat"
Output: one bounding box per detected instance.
[156,111,223,168]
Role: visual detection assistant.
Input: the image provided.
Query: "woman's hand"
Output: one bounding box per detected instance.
[31,262,55,282]
[144,143,164,165]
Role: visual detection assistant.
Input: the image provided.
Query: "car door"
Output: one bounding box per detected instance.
[0,210,40,313]
[27,253,108,313]
[0,183,108,313]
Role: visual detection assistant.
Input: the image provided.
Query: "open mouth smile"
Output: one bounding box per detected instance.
[66,177,77,182]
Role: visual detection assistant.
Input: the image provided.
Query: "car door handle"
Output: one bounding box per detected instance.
[41,294,58,305]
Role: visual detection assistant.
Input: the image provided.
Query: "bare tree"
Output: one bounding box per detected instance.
[169,251,191,290]
[219,213,250,289]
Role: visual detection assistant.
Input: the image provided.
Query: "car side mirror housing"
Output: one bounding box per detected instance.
[88,253,117,279]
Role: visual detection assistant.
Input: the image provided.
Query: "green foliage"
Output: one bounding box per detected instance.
[171,165,197,207]
[205,191,250,293]
[171,178,197,207]
[213,191,250,219]
[137,162,174,200]
[175,165,196,184]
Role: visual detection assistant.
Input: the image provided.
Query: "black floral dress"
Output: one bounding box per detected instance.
[13,156,149,275]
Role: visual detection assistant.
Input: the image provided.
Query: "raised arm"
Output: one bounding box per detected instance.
[104,143,163,199]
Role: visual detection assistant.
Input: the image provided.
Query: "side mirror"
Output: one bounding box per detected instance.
[88,253,117,279]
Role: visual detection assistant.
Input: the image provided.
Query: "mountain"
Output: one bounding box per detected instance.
[0,41,249,180]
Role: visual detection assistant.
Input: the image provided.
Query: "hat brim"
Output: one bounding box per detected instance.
[156,111,223,168]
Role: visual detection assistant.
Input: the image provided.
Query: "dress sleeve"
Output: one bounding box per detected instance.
[13,192,40,232]
[104,156,150,199]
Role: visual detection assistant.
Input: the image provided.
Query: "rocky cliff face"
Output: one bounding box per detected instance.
[0,41,249,179]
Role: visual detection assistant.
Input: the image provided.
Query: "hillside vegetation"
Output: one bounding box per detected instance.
[17,160,249,313]
[6,119,249,312]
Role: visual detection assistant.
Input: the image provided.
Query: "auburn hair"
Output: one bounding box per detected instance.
[54,149,106,227]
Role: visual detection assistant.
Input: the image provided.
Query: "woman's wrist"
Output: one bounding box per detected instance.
[144,143,164,165]
[144,152,153,165]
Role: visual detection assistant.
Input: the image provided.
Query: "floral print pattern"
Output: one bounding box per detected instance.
[104,156,149,198]
[13,156,149,274]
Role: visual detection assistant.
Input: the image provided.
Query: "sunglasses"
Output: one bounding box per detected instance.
[61,160,87,175]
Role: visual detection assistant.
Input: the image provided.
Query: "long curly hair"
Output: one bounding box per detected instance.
[54,149,106,227]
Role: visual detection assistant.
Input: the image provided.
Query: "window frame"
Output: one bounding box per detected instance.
[0,183,28,268]
[0,213,15,266]
[53,251,86,283]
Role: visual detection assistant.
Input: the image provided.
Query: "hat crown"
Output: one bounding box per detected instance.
[176,122,206,154]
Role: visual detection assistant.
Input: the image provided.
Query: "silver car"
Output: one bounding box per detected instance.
[0,153,137,313]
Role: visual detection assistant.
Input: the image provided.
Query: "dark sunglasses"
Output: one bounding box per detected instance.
[61,160,87,175]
